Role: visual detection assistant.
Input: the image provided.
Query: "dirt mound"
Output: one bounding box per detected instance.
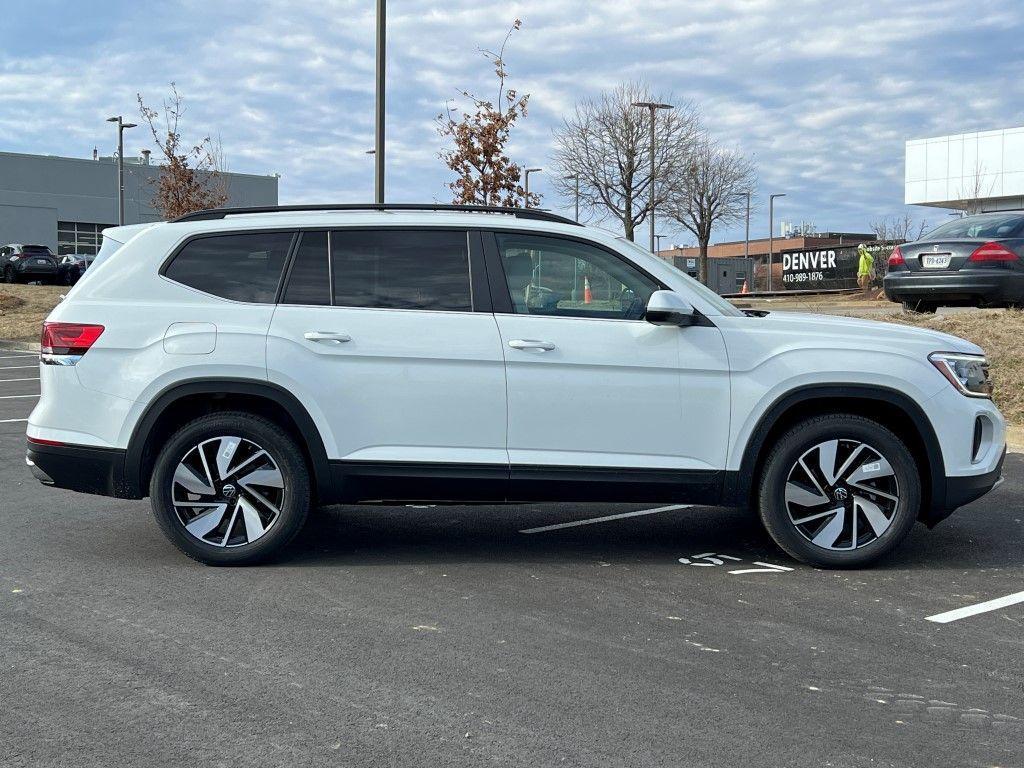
[0,293,27,312]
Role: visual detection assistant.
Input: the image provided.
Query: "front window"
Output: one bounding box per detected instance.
[496,233,658,320]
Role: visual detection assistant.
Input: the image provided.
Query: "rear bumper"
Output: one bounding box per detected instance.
[26,440,140,499]
[14,263,58,277]
[884,270,1024,304]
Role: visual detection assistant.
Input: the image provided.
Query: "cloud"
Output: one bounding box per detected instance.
[2,0,1023,242]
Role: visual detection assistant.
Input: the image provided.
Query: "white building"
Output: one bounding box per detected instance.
[905,126,1024,212]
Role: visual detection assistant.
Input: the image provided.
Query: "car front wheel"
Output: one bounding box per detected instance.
[149,412,311,565]
[757,414,921,568]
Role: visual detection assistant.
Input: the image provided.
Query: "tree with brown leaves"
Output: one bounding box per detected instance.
[437,20,538,208]
[138,83,229,219]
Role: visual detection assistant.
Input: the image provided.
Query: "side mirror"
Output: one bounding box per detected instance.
[645,290,696,327]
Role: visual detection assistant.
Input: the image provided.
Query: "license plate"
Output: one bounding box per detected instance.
[36,259,48,265]
[921,254,951,269]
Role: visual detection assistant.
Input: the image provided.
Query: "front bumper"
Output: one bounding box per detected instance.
[937,446,1006,524]
[26,440,139,498]
[884,270,1024,305]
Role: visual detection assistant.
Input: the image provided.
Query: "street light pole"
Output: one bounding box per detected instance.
[107,116,137,225]
[654,234,666,254]
[632,101,673,252]
[374,0,386,204]
[768,193,786,291]
[524,167,542,208]
[743,191,751,261]
[571,174,580,222]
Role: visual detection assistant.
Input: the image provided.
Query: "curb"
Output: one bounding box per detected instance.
[0,340,40,352]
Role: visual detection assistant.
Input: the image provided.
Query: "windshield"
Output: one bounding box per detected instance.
[922,213,1024,241]
[616,238,744,317]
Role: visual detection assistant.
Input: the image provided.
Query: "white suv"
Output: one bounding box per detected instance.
[26,204,1006,567]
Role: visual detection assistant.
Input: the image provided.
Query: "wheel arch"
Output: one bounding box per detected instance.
[724,384,946,522]
[125,378,332,502]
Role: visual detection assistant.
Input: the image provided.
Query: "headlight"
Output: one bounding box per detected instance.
[929,352,992,398]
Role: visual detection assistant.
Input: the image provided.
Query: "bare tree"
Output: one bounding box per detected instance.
[870,213,928,244]
[137,83,229,219]
[436,20,537,208]
[551,82,701,240]
[665,138,756,283]
[959,158,996,215]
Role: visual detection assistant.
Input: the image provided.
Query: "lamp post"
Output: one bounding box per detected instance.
[767,193,786,291]
[524,167,542,208]
[106,116,137,225]
[374,0,386,204]
[654,234,666,254]
[567,173,580,222]
[631,101,673,252]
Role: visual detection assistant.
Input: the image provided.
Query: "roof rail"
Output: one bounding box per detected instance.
[172,203,580,226]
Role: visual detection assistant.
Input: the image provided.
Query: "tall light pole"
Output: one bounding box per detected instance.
[768,193,786,291]
[632,101,673,252]
[106,116,137,225]
[654,234,666,254]
[524,167,542,208]
[374,0,386,204]
[567,173,580,222]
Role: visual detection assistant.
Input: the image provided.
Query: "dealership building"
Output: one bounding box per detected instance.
[0,150,279,255]
[906,125,1024,212]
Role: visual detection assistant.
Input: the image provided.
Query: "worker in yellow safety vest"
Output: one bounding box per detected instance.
[857,243,874,293]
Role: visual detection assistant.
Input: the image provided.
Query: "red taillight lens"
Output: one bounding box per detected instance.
[887,246,905,267]
[40,322,105,356]
[968,241,1018,262]
[27,436,65,447]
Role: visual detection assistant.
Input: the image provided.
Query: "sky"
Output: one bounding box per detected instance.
[2,0,1024,245]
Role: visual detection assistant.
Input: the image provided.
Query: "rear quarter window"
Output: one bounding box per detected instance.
[164,232,294,303]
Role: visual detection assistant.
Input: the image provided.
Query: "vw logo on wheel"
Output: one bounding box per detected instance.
[221,483,238,500]
[833,487,849,501]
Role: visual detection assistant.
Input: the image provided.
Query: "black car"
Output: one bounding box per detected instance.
[0,243,59,284]
[56,254,95,285]
[884,212,1024,312]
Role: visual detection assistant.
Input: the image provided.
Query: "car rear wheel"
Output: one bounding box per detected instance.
[3,266,16,284]
[149,411,311,565]
[757,414,921,568]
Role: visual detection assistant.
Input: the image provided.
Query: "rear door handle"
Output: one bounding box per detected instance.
[304,331,351,343]
[508,339,555,351]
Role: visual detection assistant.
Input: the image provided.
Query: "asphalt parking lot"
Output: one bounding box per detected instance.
[1,351,1022,767]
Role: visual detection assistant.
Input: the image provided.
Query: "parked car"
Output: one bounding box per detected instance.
[26,204,1005,567]
[0,243,59,284]
[884,212,1024,311]
[56,254,95,285]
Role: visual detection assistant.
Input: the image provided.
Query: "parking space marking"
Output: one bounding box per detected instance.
[0,418,28,423]
[0,355,36,360]
[0,377,40,383]
[926,591,1024,624]
[520,504,691,533]
[0,365,38,370]
[0,394,38,399]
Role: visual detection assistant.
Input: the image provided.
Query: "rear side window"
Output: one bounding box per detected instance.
[165,232,293,303]
[281,231,330,306]
[330,229,471,311]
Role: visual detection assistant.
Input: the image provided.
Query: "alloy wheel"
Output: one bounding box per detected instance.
[171,436,285,548]
[784,438,900,551]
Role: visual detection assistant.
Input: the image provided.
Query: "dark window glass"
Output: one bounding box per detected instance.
[923,213,1024,240]
[23,245,52,254]
[165,232,293,303]
[495,233,658,320]
[330,230,471,311]
[282,231,330,305]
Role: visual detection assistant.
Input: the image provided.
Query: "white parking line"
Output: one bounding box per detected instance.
[0,418,28,423]
[0,355,36,360]
[520,504,691,534]
[0,365,37,370]
[926,591,1024,624]
[0,377,41,383]
[0,394,39,399]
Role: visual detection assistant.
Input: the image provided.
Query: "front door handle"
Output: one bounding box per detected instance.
[508,339,555,352]
[304,331,351,344]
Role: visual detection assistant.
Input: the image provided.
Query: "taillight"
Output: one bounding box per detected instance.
[968,241,1018,262]
[887,246,905,267]
[40,322,104,359]
[27,436,66,447]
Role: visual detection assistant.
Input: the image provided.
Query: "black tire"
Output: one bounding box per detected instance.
[757,414,921,568]
[149,411,311,565]
[901,299,936,313]
[3,266,16,284]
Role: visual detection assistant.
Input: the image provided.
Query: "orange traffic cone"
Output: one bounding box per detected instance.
[584,275,593,304]
[740,279,749,294]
